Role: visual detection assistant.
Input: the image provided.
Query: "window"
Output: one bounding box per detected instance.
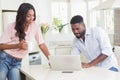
[88,0,100,27]
[104,10,114,34]
[51,0,70,33]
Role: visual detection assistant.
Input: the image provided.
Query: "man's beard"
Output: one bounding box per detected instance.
[75,30,85,39]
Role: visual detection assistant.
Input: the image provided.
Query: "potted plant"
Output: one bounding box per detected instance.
[53,18,68,33]
[40,23,49,38]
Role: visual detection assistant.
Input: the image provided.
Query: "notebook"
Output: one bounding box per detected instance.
[49,55,82,72]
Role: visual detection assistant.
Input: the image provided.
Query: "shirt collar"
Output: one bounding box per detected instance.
[85,28,91,36]
[75,28,91,40]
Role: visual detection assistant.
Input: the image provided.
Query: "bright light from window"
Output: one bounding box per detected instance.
[52,1,69,33]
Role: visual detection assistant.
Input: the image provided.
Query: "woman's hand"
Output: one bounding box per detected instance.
[17,40,27,50]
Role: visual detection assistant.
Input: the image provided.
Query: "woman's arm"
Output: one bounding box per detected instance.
[0,44,19,50]
[39,43,50,59]
[0,40,27,50]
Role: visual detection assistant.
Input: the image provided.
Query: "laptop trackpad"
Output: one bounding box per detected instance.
[62,71,74,73]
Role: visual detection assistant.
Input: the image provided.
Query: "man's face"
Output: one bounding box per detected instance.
[71,23,86,38]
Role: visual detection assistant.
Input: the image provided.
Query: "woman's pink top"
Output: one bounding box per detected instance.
[0,21,44,59]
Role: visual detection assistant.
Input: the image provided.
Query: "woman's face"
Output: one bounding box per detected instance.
[25,9,35,25]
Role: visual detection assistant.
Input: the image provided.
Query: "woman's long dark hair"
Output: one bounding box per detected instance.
[15,3,36,41]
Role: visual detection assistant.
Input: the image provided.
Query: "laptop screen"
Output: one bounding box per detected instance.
[49,55,82,71]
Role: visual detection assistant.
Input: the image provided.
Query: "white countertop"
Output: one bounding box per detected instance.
[20,65,120,80]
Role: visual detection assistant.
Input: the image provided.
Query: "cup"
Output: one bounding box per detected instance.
[26,41,33,53]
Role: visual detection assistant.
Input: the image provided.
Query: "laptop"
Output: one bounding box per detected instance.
[49,55,82,72]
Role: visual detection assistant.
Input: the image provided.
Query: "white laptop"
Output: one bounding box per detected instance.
[49,55,82,72]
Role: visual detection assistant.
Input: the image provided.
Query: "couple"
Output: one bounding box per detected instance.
[0,3,119,80]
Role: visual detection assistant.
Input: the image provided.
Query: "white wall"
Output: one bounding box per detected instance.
[0,0,2,35]
[70,0,87,25]
[45,32,74,44]
[24,0,52,24]
[1,0,24,10]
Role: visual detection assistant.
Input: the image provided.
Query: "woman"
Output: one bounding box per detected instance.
[0,3,50,80]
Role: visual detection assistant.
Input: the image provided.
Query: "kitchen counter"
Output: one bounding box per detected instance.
[20,65,120,80]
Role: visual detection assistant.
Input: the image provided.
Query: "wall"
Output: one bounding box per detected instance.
[2,12,17,30]
[1,0,24,10]
[0,0,24,35]
[70,0,87,26]
[114,9,120,45]
[0,0,2,35]
[24,0,52,24]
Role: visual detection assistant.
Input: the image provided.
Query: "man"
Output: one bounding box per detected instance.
[70,15,119,72]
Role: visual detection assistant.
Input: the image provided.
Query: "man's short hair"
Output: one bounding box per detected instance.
[70,15,84,24]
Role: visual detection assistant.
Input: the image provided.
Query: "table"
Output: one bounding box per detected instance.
[20,65,120,80]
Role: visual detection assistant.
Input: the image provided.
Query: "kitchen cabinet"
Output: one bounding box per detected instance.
[29,51,41,65]
[0,0,24,35]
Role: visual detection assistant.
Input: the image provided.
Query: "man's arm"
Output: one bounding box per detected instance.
[82,28,112,68]
[39,43,50,59]
[82,54,108,68]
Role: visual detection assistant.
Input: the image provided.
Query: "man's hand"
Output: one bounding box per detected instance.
[17,40,27,50]
[82,54,108,68]
[82,62,92,68]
